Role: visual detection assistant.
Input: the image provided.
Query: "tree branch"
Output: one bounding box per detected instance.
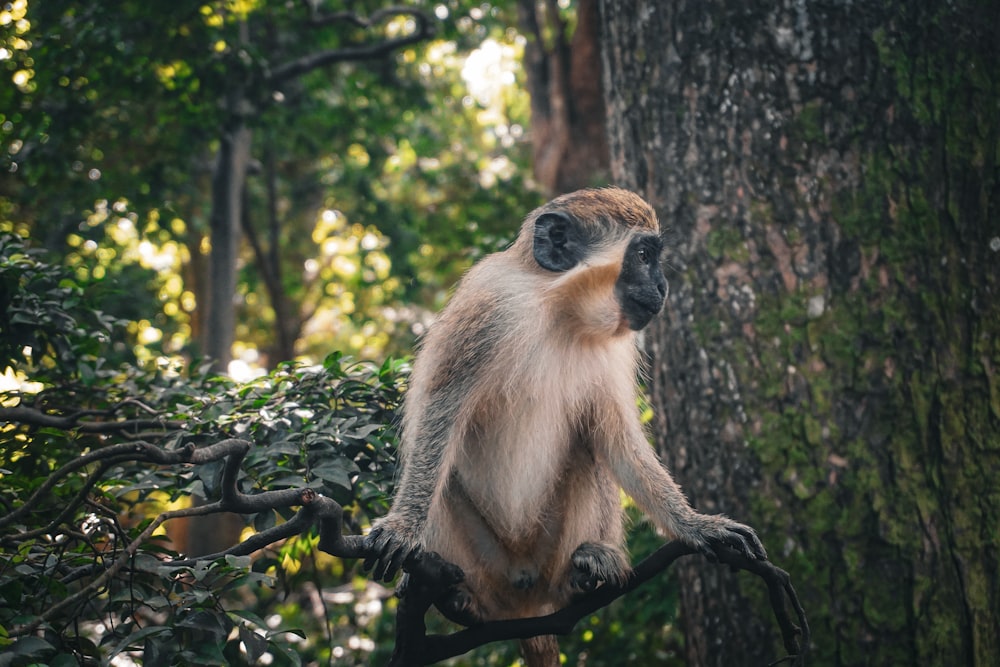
[337,539,810,667]
[8,437,340,634]
[3,460,115,544]
[3,418,808,664]
[302,3,423,29]
[1,441,194,530]
[269,7,435,83]
[0,405,183,434]
[312,515,809,666]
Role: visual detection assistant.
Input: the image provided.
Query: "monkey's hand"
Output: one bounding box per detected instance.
[682,513,768,562]
[363,515,423,582]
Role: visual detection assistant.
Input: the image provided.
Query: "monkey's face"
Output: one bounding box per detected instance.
[532,209,667,334]
[614,233,667,331]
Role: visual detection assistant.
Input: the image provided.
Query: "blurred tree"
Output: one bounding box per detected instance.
[199,2,436,372]
[516,0,608,194]
[601,0,999,665]
[0,0,540,372]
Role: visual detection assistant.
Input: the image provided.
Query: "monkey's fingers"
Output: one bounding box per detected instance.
[374,541,419,582]
[363,528,417,581]
[371,545,397,582]
[720,524,767,562]
[731,524,768,561]
[363,527,404,578]
[697,541,720,563]
[362,526,387,573]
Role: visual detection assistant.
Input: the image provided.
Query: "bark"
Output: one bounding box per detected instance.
[600,1,999,665]
[517,0,608,194]
[262,142,300,362]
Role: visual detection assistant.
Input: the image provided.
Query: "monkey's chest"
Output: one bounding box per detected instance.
[453,395,584,540]
[445,343,627,540]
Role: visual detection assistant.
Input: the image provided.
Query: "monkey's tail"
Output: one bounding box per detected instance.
[519,635,560,667]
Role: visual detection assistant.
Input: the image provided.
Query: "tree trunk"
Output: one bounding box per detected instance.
[599,1,999,665]
[188,112,252,558]
[204,119,252,373]
[517,0,608,194]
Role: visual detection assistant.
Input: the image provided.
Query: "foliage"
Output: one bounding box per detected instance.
[0,232,131,376]
[0,0,542,369]
[0,233,408,665]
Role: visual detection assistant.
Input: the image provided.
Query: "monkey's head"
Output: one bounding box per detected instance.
[515,187,668,336]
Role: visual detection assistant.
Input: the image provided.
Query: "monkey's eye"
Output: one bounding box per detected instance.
[636,248,649,263]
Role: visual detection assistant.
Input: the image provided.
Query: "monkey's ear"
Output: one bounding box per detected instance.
[533,212,586,272]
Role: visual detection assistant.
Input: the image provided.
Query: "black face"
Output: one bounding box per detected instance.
[614,234,667,331]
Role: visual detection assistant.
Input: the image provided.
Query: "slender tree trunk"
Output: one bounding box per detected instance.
[204,119,251,373]
[191,94,253,557]
[600,1,999,665]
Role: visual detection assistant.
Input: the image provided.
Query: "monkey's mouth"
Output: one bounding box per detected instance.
[622,298,663,331]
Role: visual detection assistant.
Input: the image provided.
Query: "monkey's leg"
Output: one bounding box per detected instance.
[569,541,630,593]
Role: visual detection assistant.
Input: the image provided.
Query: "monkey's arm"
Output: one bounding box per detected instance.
[599,403,767,561]
[365,285,504,582]
[364,415,452,581]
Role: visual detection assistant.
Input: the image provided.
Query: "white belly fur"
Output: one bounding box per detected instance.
[450,337,635,542]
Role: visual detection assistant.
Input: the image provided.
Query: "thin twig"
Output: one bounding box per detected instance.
[7,440,252,634]
[1,459,114,545]
[0,441,197,530]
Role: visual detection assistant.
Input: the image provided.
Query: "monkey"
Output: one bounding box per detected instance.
[364,187,766,665]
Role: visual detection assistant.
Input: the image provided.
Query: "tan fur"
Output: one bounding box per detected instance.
[369,188,765,667]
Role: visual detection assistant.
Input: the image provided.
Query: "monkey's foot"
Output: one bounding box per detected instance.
[434,584,483,627]
[569,542,630,593]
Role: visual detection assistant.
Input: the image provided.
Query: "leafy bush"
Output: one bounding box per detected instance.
[0,232,130,375]
[0,233,407,665]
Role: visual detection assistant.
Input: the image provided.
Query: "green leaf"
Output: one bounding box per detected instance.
[6,636,56,660]
[107,625,172,658]
[311,460,354,493]
[239,623,268,663]
[224,554,252,569]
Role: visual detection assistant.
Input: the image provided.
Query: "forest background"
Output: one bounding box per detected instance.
[1,1,997,666]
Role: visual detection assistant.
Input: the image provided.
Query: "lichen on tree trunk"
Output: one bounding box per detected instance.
[599,0,1000,664]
